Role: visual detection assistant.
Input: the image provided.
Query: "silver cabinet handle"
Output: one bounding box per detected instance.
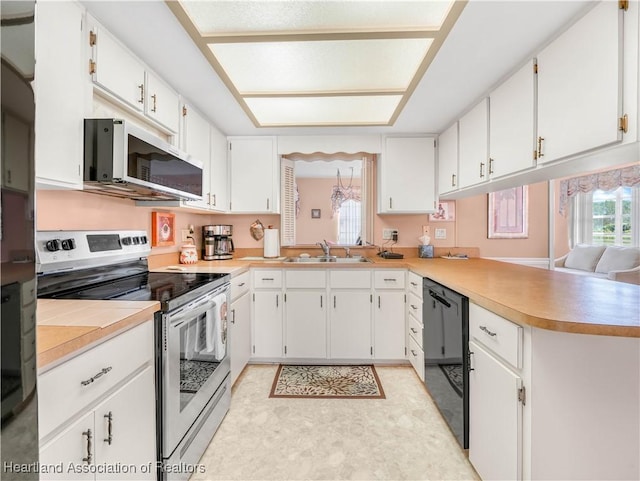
[378,296,381,309]
[383,278,397,282]
[451,174,456,187]
[276,295,279,308]
[104,412,113,445]
[389,197,393,209]
[137,84,144,104]
[151,93,157,112]
[410,304,418,310]
[480,161,485,178]
[410,282,418,287]
[81,366,112,386]
[333,296,336,308]
[410,328,418,334]
[320,295,323,308]
[83,429,93,464]
[237,282,246,287]
[266,198,270,210]
[230,308,236,324]
[479,325,497,337]
[262,278,274,281]
[411,350,417,357]
[212,194,217,206]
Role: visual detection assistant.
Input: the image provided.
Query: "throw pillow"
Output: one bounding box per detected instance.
[595,246,640,274]
[564,244,606,272]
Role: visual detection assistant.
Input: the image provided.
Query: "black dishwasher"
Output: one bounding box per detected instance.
[423,278,469,449]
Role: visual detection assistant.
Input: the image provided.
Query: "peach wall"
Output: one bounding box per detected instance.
[456,181,549,258]
[36,190,211,255]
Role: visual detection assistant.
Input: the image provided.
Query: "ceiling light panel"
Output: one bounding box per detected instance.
[209,38,433,93]
[180,1,454,34]
[244,95,402,126]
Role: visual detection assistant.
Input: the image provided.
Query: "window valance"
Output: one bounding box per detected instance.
[559,165,640,216]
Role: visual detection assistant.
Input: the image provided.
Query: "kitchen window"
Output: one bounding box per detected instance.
[572,186,639,246]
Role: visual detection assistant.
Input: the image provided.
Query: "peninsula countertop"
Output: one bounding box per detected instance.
[152,256,639,338]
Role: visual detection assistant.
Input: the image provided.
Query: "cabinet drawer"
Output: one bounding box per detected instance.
[373,270,405,289]
[329,270,371,289]
[252,270,283,289]
[21,278,36,306]
[231,271,250,300]
[285,270,326,289]
[22,327,36,361]
[38,321,153,439]
[407,291,423,324]
[469,303,523,369]
[22,303,36,334]
[407,272,423,298]
[408,315,423,349]
[408,336,424,381]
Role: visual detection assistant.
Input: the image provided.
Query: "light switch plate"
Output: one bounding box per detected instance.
[435,228,446,239]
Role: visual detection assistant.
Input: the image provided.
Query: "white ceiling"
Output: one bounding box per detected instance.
[81,0,595,137]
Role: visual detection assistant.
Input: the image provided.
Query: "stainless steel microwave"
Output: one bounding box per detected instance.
[84,118,203,201]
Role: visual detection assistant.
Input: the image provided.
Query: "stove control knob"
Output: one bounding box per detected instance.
[132,237,140,245]
[61,238,76,250]
[140,236,148,245]
[121,237,132,246]
[45,239,60,252]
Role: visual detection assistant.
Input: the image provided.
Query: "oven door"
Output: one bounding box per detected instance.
[162,284,230,456]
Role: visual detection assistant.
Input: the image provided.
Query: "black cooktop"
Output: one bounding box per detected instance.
[37,260,229,311]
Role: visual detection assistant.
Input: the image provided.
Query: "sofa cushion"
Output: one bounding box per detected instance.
[564,245,606,272]
[595,246,640,274]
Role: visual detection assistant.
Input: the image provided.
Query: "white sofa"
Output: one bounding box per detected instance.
[554,245,640,285]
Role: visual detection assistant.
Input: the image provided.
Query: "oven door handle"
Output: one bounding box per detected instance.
[169,299,216,329]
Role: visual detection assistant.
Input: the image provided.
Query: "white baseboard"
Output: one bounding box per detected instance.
[483,257,550,269]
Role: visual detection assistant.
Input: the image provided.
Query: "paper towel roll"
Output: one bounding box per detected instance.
[263,229,280,258]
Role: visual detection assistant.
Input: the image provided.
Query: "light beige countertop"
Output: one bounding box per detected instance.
[37,300,159,369]
[166,256,639,338]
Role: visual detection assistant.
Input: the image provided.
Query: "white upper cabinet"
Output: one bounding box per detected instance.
[536,1,622,163]
[90,24,145,113]
[34,0,86,189]
[489,60,536,178]
[88,17,179,133]
[458,98,489,189]
[180,104,210,210]
[378,136,436,214]
[437,122,459,196]
[209,126,228,213]
[144,72,180,133]
[228,137,279,213]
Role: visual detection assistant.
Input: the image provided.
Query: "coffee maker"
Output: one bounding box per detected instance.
[202,225,234,260]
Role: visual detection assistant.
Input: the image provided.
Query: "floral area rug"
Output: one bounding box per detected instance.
[269,365,385,399]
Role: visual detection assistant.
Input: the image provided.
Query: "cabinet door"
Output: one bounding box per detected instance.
[330,291,372,359]
[252,291,282,358]
[379,137,436,213]
[94,366,156,481]
[2,113,30,192]
[373,291,405,360]
[437,122,458,195]
[209,126,229,212]
[92,26,145,112]
[229,137,277,213]
[34,0,85,189]
[181,105,210,210]
[230,292,251,385]
[145,72,180,133]
[469,340,523,481]
[458,98,489,189]
[39,411,95,481]
[285,291,327,359]
[537,2,621,163]
[489,60,536,178]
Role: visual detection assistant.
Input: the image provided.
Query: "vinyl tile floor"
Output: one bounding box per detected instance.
[191,365,479,481]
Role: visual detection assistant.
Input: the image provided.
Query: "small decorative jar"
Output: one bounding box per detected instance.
[179,242,198,264]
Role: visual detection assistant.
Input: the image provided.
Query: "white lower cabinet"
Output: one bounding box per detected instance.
[469,340,523,481]
[284,290,327,358]
[230,291,251,385]
[38,322,155,481]
[251,291,283,358]
[373,291,406,360]
[330,291,372,359]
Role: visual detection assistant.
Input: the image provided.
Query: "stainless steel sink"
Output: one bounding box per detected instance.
[285,256,371,263]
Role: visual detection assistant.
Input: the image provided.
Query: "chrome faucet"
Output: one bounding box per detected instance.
[316,240,331,257]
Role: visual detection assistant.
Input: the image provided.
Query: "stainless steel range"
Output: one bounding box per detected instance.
[36,230,231,481]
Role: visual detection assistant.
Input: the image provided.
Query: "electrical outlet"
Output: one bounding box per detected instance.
[422,225,430,237]
[382,228,397,240]
[435,228,446,240]
[181,229,192,242]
